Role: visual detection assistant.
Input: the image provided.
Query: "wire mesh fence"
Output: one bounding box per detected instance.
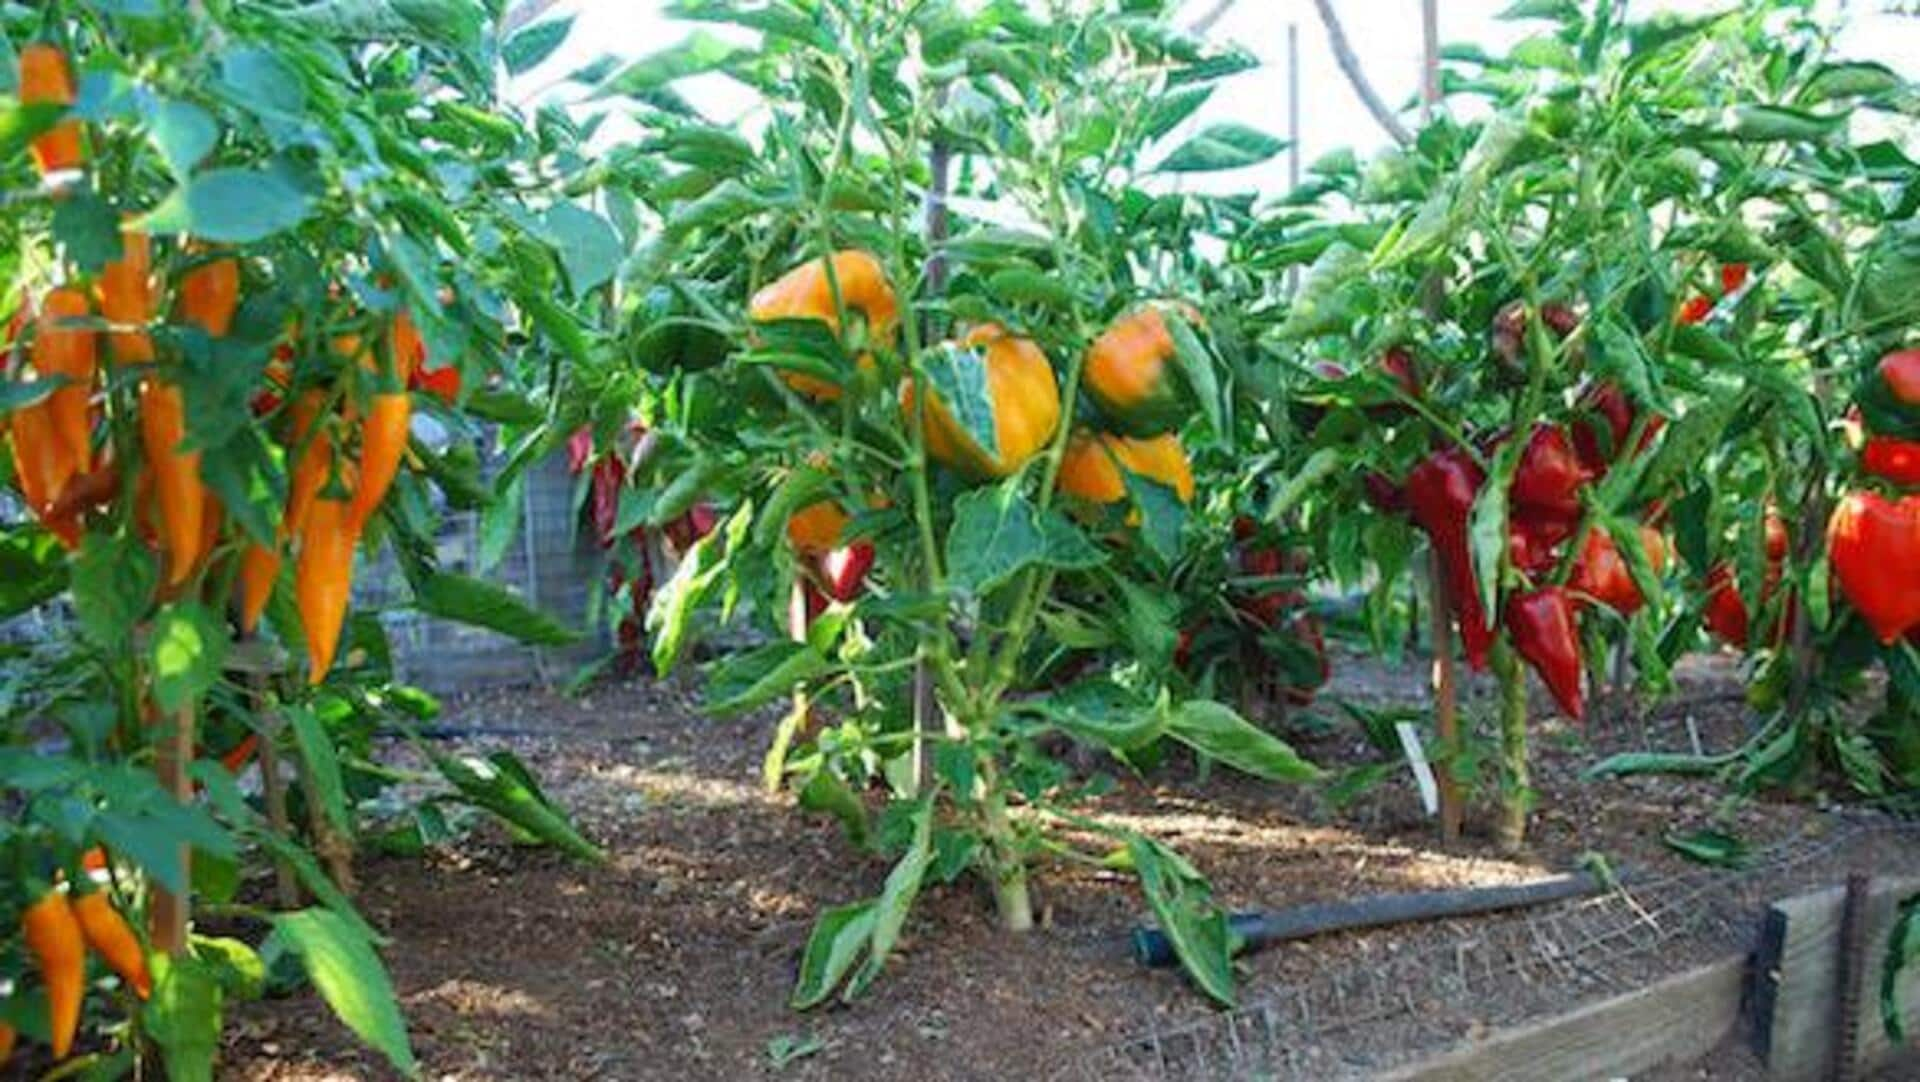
[1057,810,1920,1081]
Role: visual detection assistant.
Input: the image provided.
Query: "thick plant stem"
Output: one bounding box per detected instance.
[981,784,1033,932]
[1493,641,1530,853]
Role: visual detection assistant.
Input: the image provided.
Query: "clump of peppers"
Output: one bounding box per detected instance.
[6,301,81,546]
[1406,446,1492,671]
[1505,586,1584,723]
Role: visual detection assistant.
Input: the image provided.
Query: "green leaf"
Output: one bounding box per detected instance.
[920,341,999,463]
[147,953,224,1082]
[790,900,876,1010]
[0,528,68,618]
[1662,828,1748,868]
[1582,751,1730,780]
[593,31,748,98]
[945,486,1047,596]
[140,167,314,243]
[1882,893,1920,1043]
[1144,85,1213,141]
[1469,442,1518,622]
[411,572,581,645]
[1278,242,1367,339]
[1156,123,1287,173]
[504,15,575,75]
[270,909,418,1077]
[287,703,351,837]
[705,641,829,716]
[845,800,932,1000]
[52,186,124,273]
[542,202,622,296]
[428,750,604,862]
[149,603,227,714]
[191,934,267,1002]
[1265,448,1342,522]
[649,518,733,673]
[798,769,870,849]
[1129,835,1236,1007]
[1166,699,1321,782]
[1803,61,1903,103]
[1029,680,1165,752]
[0,374,58,415]
[72,534,156,654]
[985,267,1072,309]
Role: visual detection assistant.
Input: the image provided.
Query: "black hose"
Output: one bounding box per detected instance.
[1131,869,1614,967]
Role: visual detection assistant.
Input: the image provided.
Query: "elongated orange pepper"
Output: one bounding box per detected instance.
[20,43,83,177]
[36,287,97,471]
[139,381,205,584]
[235,539,281,634]
[0,1020,13,1067]
[348,391,409,531]
[72,891,151,1000]
[177,254,239,337]
[22,889,84,1058]
[96,225,154,365]
[296,479,358,685]
[283,389,331,540]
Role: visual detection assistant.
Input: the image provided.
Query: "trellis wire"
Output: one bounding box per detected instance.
[1056,810,1920,1081]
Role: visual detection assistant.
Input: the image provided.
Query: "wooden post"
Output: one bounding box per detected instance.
[148,699,194,954]
[1753,874,1920,1081]
[1428,552,1464,842]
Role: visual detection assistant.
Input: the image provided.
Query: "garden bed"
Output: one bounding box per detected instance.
[221,651,1902,1081]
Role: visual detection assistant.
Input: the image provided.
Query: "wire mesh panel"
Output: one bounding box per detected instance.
[1057,812,1920,1081]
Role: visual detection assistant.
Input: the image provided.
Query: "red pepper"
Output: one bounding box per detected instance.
[663,501,718,552]
[1505,586,1584,723]
[1572,381,1664,473]
[820,541,875,602]
[1491,300,1579,371]
[1510,424,1592,520]
[567,426,595,475]
[1231,514,1259,541]
[1720,263,1749,295]
[1406,446,1493,671]
[1569,524,1667,615]
[791,577,830,628]
[1508,520,1561,576]
[1379,345,1421,399]
[410,363,461,403]
[1883,349,1920,408]
[1863,435,1920,488]
[589,456,622,547]
[1362,471,1405,514]
[1827,490,1920,644]
[1702,564,1750,647]
[1677,295,1713,325]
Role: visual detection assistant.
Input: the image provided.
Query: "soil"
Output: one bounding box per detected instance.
[211,646,1912,1082]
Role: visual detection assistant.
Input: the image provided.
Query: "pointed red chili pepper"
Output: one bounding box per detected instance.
[1406,446,1493,671]
[1510,424,1592,521]
[1505,586,1584,723]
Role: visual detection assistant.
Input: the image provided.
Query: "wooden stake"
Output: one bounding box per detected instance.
[149,699,194,955]
[1428,551,1464,843]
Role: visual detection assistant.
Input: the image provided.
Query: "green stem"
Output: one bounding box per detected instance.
[1493,639,1531,852]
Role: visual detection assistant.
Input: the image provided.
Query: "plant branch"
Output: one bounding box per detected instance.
[1310,0,1413,146]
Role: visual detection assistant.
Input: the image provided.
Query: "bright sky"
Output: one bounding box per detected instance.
[511,0,1920,200]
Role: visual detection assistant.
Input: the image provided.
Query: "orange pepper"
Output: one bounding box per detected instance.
[72,891,151,1000]
[296,481,358,685]
[177,254,239,337]
[235,539,281,634]
[22,889,84,1058]
[139,381,205,585]
[96,224,154,365]
[35,288,97,473]
[19,43,84,177]
[347,391,409,532]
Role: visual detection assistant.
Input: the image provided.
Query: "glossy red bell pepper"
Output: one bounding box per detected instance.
[1406,446,1493,671]
[1505,586,1584,723]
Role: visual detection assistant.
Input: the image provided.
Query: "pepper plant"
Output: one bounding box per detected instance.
[1237,0,1920,843]
[0,1,614,1074]
[592,0,1317,1007]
